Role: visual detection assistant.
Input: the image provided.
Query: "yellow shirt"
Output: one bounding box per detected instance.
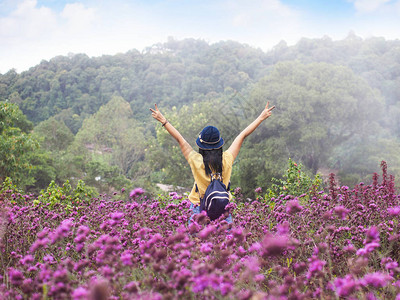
[187,150,234,205]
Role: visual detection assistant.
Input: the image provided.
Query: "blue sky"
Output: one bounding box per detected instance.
[1,0,399,73]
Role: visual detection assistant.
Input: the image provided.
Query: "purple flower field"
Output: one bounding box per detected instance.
[1,162,400,299]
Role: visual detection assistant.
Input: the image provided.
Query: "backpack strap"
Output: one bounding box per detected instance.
[195,173,226,201]
[195,183,200,199]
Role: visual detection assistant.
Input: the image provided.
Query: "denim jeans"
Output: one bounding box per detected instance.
[189,203,232,224]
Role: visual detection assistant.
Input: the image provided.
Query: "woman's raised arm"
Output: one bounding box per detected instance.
[227,102,275,160]
[150,104,193,160]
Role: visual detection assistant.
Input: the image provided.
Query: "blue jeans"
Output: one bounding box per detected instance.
[189,203,233,224]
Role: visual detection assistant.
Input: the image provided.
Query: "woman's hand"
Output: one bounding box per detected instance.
[258,101,275,121]
[150,104,167,124]
[150,104,193,159]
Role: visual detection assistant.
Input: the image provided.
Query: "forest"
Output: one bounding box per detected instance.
[1,34,400,197]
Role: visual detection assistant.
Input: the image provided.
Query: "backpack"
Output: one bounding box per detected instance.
[196,173,230,221]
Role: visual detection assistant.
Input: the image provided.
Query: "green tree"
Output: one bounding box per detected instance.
[33,117,74,151]
[248,61,381,172]
[0,101,38,186]
[69,95,151,192]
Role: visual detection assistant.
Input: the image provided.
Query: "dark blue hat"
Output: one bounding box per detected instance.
[196,126,224,150]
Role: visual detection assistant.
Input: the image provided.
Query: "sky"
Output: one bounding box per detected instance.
[0,0,400,73]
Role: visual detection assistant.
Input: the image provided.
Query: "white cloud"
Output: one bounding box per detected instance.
[223,0,299,28]
[208,0,304,49]
[60,3,96,33]
[0,0,162,73]
[349,0,392,13]
[1,0,400,73]
[0,0,57,39]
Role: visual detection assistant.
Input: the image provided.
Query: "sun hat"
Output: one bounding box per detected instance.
[196,126,224,150]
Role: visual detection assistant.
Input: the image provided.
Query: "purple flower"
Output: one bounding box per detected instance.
[261,234,289,256]
[232,227,244,240]
[220,282,233,296]
[286,199,303,215]
[29,238,49,253]
[74,234,86,244]
[51,219,74,243]
[365,242,380,252]
[386,261,398,270]
[249,242,262,253]
[109,212,124,226]
[169,192,178,199]
[9,268,24,286]
[356,248,367,256]
[277,221,290,235]
[19,255,34,266]
[21,278,33,294]
[254,274,264,282]
[200,242,213,254]
[388,206,400,217]
[333,275,358,297]
[100,265,114,278]
[343,243,356,254]
[334,205,350,220]
[365,226,379,244]
[307,256,326,279]
[129,188,145,198]
[77,225,90,236]
[361,272,393,288]
[254,187,262,194]
[72,287,89,300]
[244,256,260,273]
[237,246,246,256]
[199,225,216,240]
[76,243,85,252]
[120,251,133,266]
[43,254,55,264]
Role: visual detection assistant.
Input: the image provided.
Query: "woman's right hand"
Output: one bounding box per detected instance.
[258,101,275,121]
[149,104,167,124]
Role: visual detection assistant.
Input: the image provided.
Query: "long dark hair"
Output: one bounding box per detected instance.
[199,148,223,176]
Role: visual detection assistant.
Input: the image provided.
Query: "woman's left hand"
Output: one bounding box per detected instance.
[150,104,167,124]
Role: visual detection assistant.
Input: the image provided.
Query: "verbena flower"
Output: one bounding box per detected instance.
[334,205,350,220]
[19,254,34,266]
[365,226,380,244]
[198,225,216,240]
[261,234,289,256]
[388,206,400,217]
[243,256,260,274]
[72,287,89,300]
[254,187,262,194]
[307,256,326,279]
[277,221,290,235]
[333,275,359,297]
[286,199,303,215]
[129,188,145,198]
[361,272,393,288]
[9,268,24,286]
[200,242,213,254]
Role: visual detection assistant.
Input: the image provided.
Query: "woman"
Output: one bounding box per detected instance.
[150,102,275,222]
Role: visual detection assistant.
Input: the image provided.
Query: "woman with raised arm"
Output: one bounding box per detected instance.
[150,102,275,223]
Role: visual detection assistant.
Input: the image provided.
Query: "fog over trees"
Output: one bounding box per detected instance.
[1,35,400,197]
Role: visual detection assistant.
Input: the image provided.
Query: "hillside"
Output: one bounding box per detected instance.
[1,35,400,196]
